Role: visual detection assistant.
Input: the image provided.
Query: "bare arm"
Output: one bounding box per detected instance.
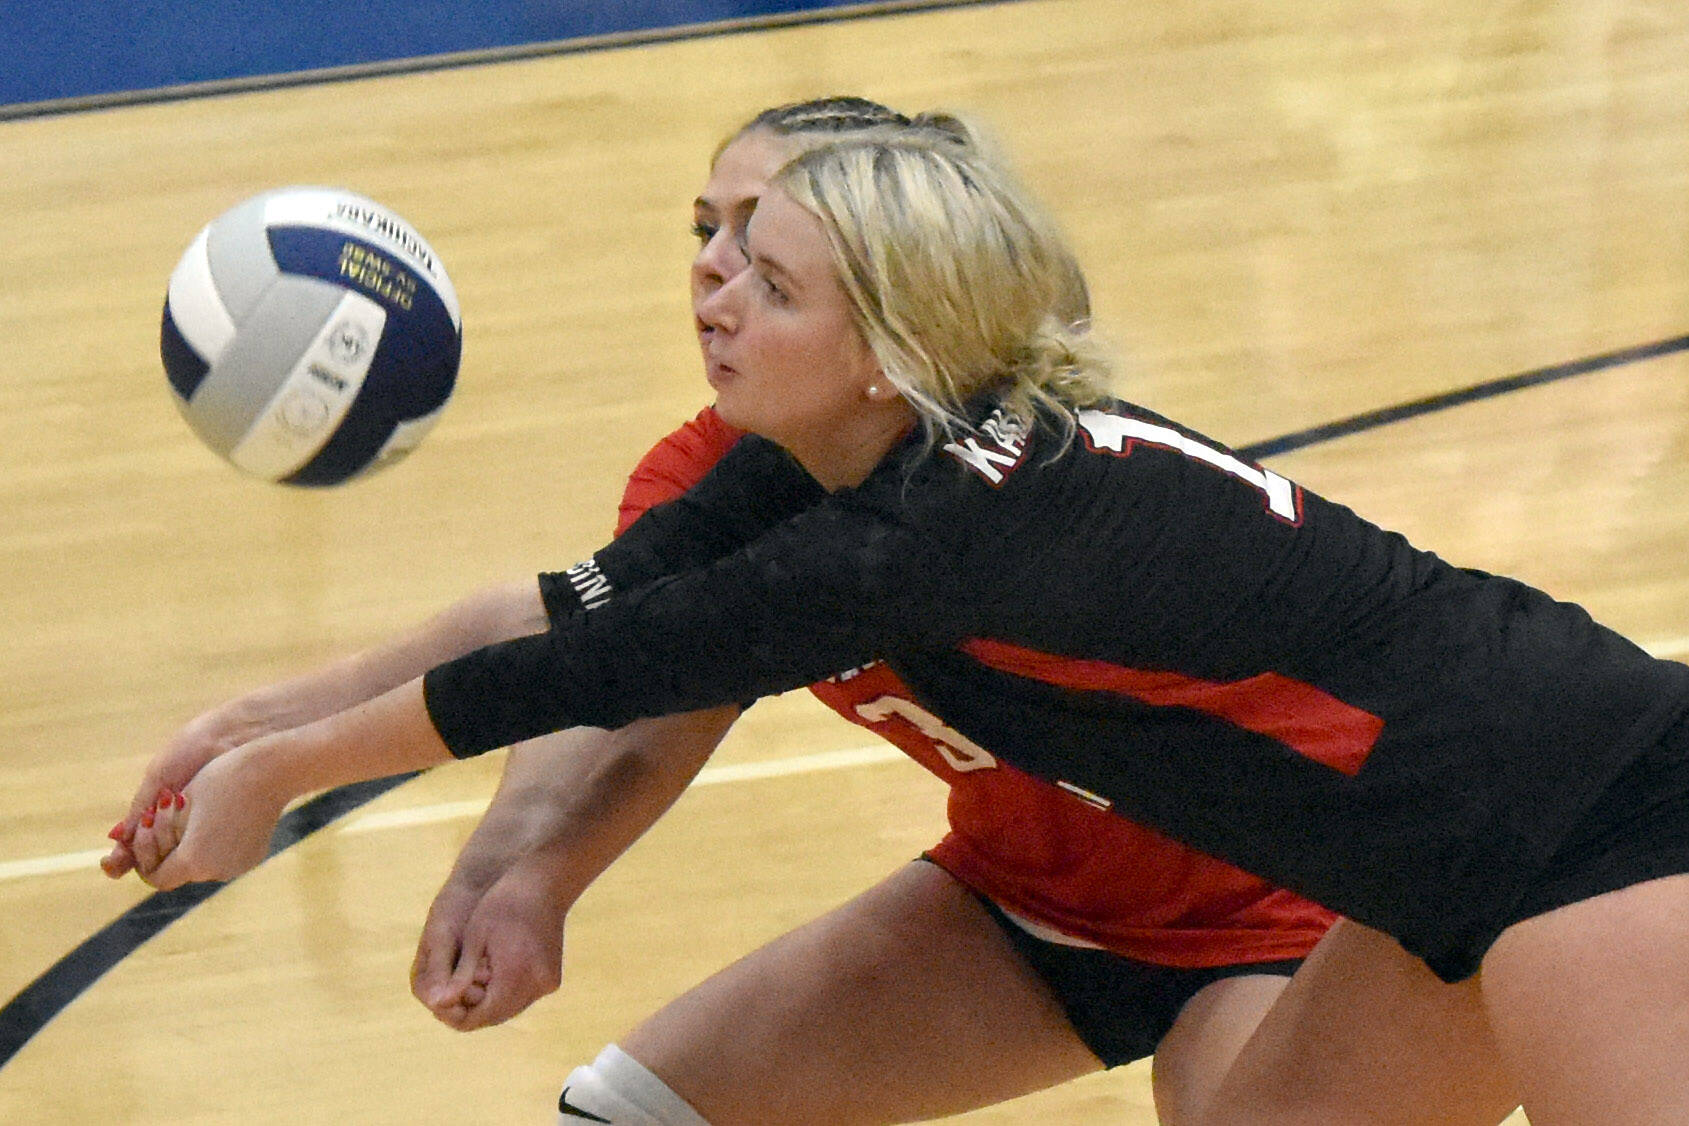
[449,708,737,906]
[414,707,738,1029]
[136,678,454,888]
[190,579,548,745]
[107,579,548,877]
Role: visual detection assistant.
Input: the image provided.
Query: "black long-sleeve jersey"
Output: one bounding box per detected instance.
[425,397,1689,980]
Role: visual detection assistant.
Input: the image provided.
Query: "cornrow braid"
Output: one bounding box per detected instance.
[744,96,909,135]
[718,97,976,163]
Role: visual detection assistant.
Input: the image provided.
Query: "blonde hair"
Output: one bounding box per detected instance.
[773,133,1111,445]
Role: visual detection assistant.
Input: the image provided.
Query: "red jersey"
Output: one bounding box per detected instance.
[616,407,1333,968]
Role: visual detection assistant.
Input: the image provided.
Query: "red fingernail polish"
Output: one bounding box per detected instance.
[174,792,186,809]
[107,821,126,840]
[156,788,171,808]
[140,811,155,829]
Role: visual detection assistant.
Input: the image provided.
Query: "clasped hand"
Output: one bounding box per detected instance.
[411,861,568,1031]
[104,737,289,890]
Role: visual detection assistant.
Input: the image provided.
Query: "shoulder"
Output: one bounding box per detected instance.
[617,406,747,535]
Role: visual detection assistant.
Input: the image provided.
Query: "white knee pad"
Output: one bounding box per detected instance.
[557,1044,711,1126]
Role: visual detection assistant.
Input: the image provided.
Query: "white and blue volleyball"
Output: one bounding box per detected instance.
[160,186,461,486]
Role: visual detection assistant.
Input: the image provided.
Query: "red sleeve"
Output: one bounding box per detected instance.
[615,407,747,536]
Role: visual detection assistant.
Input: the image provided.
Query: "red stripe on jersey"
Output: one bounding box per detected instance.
[962,638,1383,776]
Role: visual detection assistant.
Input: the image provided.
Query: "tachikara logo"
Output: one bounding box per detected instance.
[334,201,438,275]
[565,559,613,610]
[942,407,1032,485]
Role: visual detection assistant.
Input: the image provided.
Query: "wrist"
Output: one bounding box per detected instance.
[185,696,270,757]
[443,842,523,895]
[500,844,588,910]
[218,735,310,811]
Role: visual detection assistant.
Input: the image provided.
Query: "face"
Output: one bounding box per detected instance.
[691,130,785,361]
[692,184,887,471]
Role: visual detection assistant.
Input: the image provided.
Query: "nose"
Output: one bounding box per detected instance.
[691,227,750,299]
[695,266,745,335]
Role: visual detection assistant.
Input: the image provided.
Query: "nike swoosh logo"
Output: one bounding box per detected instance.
[557,1087,612,1122]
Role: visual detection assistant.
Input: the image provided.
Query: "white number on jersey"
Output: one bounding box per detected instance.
[853,696,999,773]
[1077,408,1302,523]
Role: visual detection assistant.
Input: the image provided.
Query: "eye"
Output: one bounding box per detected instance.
[690,221,718,247]
[760,272,788,304]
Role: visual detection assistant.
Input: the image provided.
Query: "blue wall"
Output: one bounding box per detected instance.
[1,1,868,109]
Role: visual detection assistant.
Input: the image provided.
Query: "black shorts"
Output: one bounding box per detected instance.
[955,876,1301,1068]
[1498,707,1689,940]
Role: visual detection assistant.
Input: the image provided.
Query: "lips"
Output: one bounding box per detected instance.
[696,316,740,388]
[703,352,738,389]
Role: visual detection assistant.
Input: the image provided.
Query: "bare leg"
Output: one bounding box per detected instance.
[1480,872,1689,1126]
[1202,920,1520,1125]
[622,860,1100,1125]
[1152,974,1288,1125]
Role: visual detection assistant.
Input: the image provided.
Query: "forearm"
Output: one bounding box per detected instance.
[448,708,737,907]
[256,678,457,802]
[226,579,549,737]
[442,729,616,891]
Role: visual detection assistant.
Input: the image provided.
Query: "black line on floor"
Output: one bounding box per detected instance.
[1241,334,1689,460]
[0,775,416,1067]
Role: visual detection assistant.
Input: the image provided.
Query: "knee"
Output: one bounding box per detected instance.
[557,1044,711,1126]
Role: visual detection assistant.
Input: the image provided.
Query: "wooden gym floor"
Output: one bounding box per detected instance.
[1,0,1685,1120]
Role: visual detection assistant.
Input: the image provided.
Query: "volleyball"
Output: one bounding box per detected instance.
[160,186,461,486]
